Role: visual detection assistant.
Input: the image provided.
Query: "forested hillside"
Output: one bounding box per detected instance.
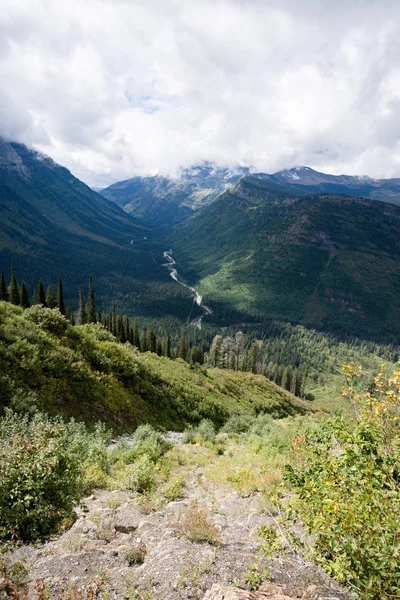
[0,137,193,319]
[0,301,308,430]
[169,176,400,336]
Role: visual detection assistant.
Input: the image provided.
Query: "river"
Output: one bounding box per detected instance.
[162,250,212,329]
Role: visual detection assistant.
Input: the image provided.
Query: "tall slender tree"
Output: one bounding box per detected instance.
[77,286,87,325]
[38,280,46,306]
[10,267,20,305]
[57,277,65,315]
[46,285,57,308]
[165,330,171,358]
[87,275,97,323]
[0,271,8,301]
[20,281,30,309]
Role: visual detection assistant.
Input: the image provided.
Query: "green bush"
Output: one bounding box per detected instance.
[182,427,196,444]
[286,418,400,599]
[109,424,171,465]
[122,455,156,492]
[197,419,216,443]
[0,411,82,541]
[221,413,256,434]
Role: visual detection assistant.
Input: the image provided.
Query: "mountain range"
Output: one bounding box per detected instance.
[2,138,400,337]
[0,137,193,319]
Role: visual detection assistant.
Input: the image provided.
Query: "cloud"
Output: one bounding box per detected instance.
[1,0,400,185]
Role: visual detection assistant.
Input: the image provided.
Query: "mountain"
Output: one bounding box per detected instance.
[254,166,400,205]
[0,137,193,318]
[100,163,249,228]
[168,175,400,336]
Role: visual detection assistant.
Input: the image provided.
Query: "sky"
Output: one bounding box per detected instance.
[1,0,400,187]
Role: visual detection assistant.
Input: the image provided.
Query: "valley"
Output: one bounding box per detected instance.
[162,250,212,329]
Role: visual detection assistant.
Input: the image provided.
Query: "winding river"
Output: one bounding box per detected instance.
[162,250,212,329]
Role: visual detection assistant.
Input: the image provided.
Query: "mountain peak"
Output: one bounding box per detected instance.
[0,136,29,177]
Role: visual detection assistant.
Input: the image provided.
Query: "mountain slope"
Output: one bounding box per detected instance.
[255,166,400,205]
[168,176,400,335]
[0,301,309,429]
[100,163,248,228]
[0,137,193,318]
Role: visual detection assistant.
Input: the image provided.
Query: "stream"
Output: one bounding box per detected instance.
[162,250,212,329]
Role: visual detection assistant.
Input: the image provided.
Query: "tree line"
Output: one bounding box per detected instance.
[0,268,205,365]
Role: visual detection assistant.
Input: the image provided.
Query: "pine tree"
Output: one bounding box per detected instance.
[87,275,96,323]
[97,310,102,324]
[177,329,188,361]
[165,330,171,358]
[10,267,20,305]
[20,281,30,309]
[57,277,65,315]
[132,321,140,349]
[38,280,46,306]
[0,271,8,301]
[208,335,223,367]
[77,286,87,325]
[46,285,57,308]
[147,325,157,353]
[156,341,163,356]
[191,346,204,365]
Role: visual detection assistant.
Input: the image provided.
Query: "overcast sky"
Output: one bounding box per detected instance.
[1,0,400,186]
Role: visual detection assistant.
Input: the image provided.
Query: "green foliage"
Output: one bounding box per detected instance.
[0,411,82,541]
[170,180,400,337]
[196,419,216,443]
[285,418,400,599]
[0,301,308,430]
[119,455,156,493]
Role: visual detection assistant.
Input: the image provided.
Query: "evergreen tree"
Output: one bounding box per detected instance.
[177,329,189,361]
[10,267,20,305]
[77,286,87,325]
[208,335,223,367]
[33,289,39,305]
[20,281,30,309]
[147,325,157,353]
[46,285,57,308]
[0,271,8,302]
[87,275,97,323]
[38,280,46,306]
[97,310,102,323]
[165,330,171,358]
[57,277,65,315]
[156,341,163,356]
[132,321,140,349]
[140,331,148,352]
[191,346,204,365]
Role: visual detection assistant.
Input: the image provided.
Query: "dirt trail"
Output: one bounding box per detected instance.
[8,441,347,600]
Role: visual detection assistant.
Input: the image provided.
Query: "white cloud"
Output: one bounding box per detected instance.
[1,0,400,185]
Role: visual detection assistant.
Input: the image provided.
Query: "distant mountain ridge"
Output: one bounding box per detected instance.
[254,166,400,205]
[100,163,249,228]
[101,164,400,229]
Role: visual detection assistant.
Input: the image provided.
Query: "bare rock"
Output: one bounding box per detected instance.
[202,583,295,599]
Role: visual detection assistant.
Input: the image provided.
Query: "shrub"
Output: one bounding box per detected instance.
[181,504,220,545]
[124,543,147,565]
[182,428,196,444]
[286,417,400,599]
[109,425,171,465]
[197,419,216,443]
[221,413,256,434]
[0,411,82,541]
[122,455,156,492]
[25,305,68,336]
[163,475,184,502]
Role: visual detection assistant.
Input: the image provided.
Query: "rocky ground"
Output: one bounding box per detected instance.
[4,439,348,600]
